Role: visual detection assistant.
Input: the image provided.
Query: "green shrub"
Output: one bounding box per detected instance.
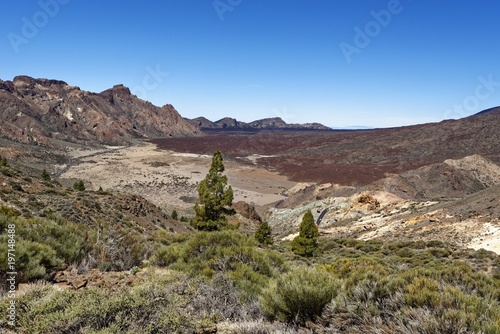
[0,205,20,217]
[1,269,266,333]
[0,235,60,281]
[405,276,441,308]
[396,247,415,258]
[356,239,382,253]
[151,245,182,267]
[261,266,339,324]
[150,230,287,300]
[0,155,8,167]
[1,167,14,177]
[427,247,452,258]
[9,181,23,192]
[314,240,500,332]
[0,213,87,282]
[41,169,51,182]
[73,180,85,191]
[1,271,214,333]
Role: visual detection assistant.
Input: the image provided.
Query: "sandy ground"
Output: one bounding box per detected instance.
[59,143,297,215]
[468,223,500,254]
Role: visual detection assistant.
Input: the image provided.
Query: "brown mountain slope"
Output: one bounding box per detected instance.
[0,76,199,145]
[368,155,500,200]
[0,159,190,234]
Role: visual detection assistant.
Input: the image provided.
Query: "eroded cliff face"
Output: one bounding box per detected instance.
[0,76,200,145]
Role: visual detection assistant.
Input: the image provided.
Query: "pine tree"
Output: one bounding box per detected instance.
[41,169,51,182]
[291,210,319,257]
[0,155,9,167]
[73,180,85,191]
[255,220,273,245]
[194,151,234,231]
[171,210,178,220]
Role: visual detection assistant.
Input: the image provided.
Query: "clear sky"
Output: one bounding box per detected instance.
[2,0,500,128]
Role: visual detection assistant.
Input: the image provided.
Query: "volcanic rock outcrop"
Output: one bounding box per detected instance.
[0,76,199,145]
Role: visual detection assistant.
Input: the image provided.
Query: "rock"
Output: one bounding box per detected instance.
[71,278,88,290]
[54,282,73,291]
[357,192,380,210]
[54,271,68,283]
[232,201,261,222]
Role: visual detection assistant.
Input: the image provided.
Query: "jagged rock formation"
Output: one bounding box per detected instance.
[232,201,262,222]
[186,116,331,130]
[0,76,200,145]
[249,117,330,130]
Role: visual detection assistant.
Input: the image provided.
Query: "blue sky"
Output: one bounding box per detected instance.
[2,0,500,128]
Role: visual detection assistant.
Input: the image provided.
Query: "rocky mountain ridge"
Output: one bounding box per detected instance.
[0,76,200,145]
[187,116,331,130]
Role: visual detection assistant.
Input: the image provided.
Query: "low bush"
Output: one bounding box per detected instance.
[261,266,340,324]
[0,269,271,333]
[150,230,287,300]
[0,210,178,282]
[0,270,251,333]
[317,254,500,333]
[0,213,87,282]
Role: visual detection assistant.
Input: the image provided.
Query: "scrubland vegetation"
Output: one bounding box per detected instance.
[1,207,499,333]
[1,153,499,333]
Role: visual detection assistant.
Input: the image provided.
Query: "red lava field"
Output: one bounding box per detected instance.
[152,110,500,185]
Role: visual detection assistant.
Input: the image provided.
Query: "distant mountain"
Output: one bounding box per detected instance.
[188,117,252,129]
[186,116,331,130]
[0,76,199,145]
[473,106,500,116]
[332,126,375,130]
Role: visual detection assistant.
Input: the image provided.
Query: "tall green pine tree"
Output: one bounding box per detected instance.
[291,210,319,257]
[194,151,234,231]
[255,221,273,245]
